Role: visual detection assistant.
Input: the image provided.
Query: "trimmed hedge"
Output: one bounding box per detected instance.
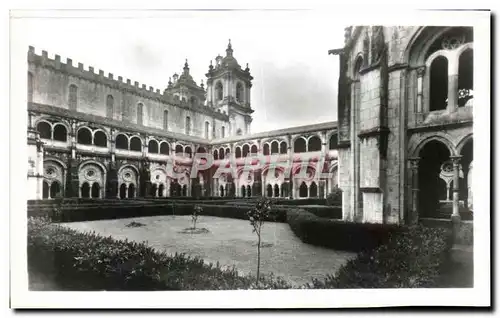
[38,202,288,223]
[306,225,452,288]
[286,209,402,252]
[28,217,292,290]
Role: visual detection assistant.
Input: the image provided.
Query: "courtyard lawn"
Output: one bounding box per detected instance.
[61,215,355,286]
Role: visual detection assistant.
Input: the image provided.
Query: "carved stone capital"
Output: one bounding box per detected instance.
[416,66,426,78]
[450,155,463,166]
[408,157,420,169]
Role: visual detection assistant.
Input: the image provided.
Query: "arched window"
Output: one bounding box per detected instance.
[266,184,273,197]
[93,131,107,147]
[163,110,169,130]
[225,148,230,157]
[128,184,136,198]
[148,140,159,153]
[309,182,318,197]
[274,184,280,198]
[329,134,338,149]
[242,144,250,157]
[235,147,242,158]
[299,182,308,198]
[50,181,61,199]
[77,128,92,145]
[251,145,258,155]
[221,126,225,138]
[53,125,67,142]
[236,82,244,102]
[116,134,128,150]
[91,183,100,198]
[458,49,474,107]
[106,95,114,118]
[219,148,225,160]
[205,122,210,138]
[42,181,49,199]
[271,141,279,154]
[263,144,270,155]
[130,136,142,151]
[241,185,246,198]
[280,141,287,154]
[81,182,90,198]
[185,116,191,135]
[120,183,127,199]
[197,147,206,153]
[175,145,183,154]
[160,142,170,155]
[308,136,321,152]
[429,56,448,111]
[68,84,78,111]
[216,81,223,101]
[294,138,306,153]
[28,72,33,103]
[36,122,51,139]
[213,149,219,160]
[185,146,192,158]
[137,103,144,125]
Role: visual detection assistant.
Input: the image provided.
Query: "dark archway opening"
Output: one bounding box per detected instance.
[418,140,451,218]
[116,135,128,150]
[81,182,90,198]
[309,182,318,197]
[430,56,448,111]
[158,184,164,197]
[130,137,142,152]
[120,183,127,199]
[37,122,52,139]
[128,184,135,198]
[299,182,308,198]
[50,181,61,198]
[53,125,67,142]
[458,49,474,107]
[148,140,159,153]
[263,144,270,156]
[460,138,473,216]
[93,131,107,147]
[42,181,49,199]
[77,128,92,145]
[91,183,100,198]
[247,185,252,197]
[280,142,287,154]
[160,142,169,155]
[182,185,187,197]
[294,138,306,153]
[266,184,273,197]
[271,142,279,155]
[274,184,280,197]
[220,185,225,197]
[241,185,246,197]
[308,136,322,152]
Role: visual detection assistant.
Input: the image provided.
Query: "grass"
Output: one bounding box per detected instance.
[60,215,356,286]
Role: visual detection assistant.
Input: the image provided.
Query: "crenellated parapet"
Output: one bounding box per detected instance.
[27,46,228,121]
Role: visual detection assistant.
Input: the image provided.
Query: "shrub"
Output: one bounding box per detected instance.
[28,217,292,291]
[286,209,402,252]
[326,186,343,207]
[306,225,452,288]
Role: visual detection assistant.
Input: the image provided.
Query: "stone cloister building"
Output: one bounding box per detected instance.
[27,41,339,202]
[329,26,473,224]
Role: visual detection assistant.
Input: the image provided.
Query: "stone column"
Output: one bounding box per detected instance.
[448,58,459,112]
[409,157,420,225]
[450,155,462,217]
[416,66,425,113]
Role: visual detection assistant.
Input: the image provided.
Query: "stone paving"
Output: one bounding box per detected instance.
[61,215,356,287]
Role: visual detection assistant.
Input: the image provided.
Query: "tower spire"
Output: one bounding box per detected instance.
[226,39,233,57]
[183,59,189,75]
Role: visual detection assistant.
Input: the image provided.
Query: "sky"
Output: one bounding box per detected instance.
[12,10,345,133]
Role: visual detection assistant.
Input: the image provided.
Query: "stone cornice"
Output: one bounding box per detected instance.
[337,140,351,149]
[408,119,473,133]
[358,126,390,139]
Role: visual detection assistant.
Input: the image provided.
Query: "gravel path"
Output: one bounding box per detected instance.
[61,215,355,287]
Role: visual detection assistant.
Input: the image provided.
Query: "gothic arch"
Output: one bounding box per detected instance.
[456,133,474,154]
[408,133,457,158]
[78,160,107,198]
[118,164,140,187]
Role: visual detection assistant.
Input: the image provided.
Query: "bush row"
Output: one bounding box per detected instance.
[306,225,452,288]
[286,209,402,252]
[28,217,292,290]
[39,202,288,223]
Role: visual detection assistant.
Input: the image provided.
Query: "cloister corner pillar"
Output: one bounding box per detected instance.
[409,157,420,225]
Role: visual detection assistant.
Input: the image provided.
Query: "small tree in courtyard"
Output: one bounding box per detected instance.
[192,205,203,229]
[247,198,272,286]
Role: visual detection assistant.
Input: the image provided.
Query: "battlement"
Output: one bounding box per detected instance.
[27,46,229,121]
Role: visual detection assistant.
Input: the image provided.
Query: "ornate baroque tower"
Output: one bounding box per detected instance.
[205,40,254,136]
[164,59,206,107]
